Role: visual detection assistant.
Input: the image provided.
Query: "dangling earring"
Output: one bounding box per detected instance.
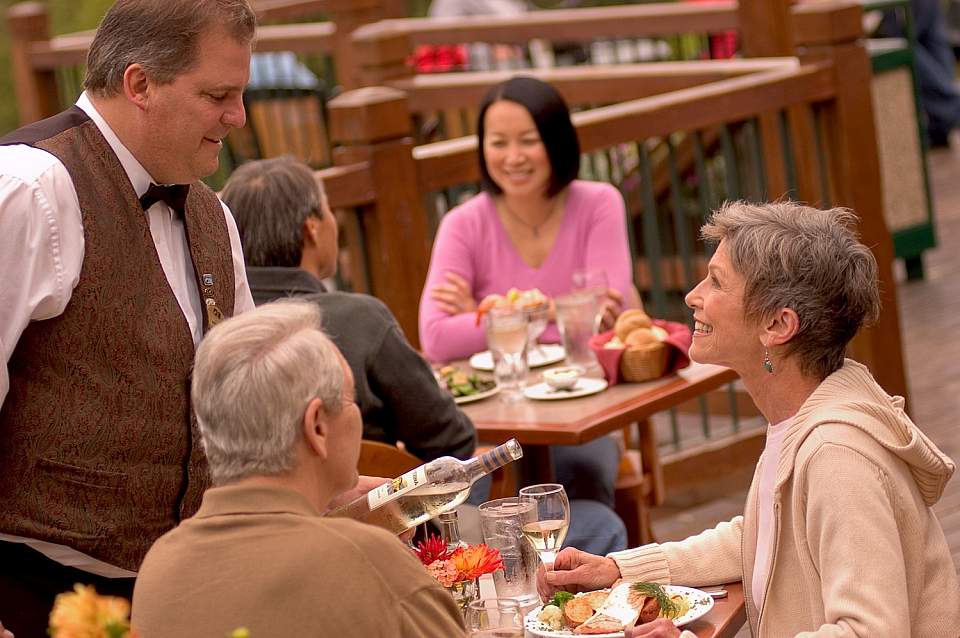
[762,349,774,374]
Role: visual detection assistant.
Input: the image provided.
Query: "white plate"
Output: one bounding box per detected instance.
[524,377,608,401]
[453,385,500,405]
[524,585,715,637]
[469,344,566,371]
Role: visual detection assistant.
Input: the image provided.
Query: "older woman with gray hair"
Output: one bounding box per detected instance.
[539,201,960,637]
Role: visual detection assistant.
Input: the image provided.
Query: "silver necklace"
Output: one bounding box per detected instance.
[499,197,560,238]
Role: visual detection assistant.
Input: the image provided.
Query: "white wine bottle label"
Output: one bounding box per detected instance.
[366,466,429,510]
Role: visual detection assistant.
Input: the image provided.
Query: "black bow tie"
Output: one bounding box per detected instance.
[140,183,190,216]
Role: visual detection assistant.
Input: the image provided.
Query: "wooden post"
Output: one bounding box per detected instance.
[737,0,795,200]
[328,86,429,347]
[325,4,396,90]
[807,41,910,402]
[7,2,60,125]
[351,21,415,87]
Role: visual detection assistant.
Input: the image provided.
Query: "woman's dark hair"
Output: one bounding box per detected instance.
[476,76,580,198]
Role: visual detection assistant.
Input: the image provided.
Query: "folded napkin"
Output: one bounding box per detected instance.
[589,319,693,385]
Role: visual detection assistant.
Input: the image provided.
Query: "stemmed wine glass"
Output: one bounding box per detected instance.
[572,269,609,334]
[522,300,550,362]
[518,483,570,569]
[484,306,529,402]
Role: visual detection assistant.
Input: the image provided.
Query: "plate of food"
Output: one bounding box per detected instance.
[525,582,714,637]
[469,344,566,371]
[437,366,500,404]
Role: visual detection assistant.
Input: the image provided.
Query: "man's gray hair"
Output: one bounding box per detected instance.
[220,156,326,268]
[192,299,344,485]
[84,0,256,97]
[702,201,881,380]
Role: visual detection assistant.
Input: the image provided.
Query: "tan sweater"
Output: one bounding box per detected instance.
[610,360,960,637]
[132,485,466,637]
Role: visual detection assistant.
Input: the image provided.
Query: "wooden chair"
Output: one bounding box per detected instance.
[358,439,421,477]
[614,419,665,546]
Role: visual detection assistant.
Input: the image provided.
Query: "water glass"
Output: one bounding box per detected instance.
[555,291,598,371]
[484,307,529,401]
[572,269,608,333]
[465,598,524,637]
[478,497,539,606]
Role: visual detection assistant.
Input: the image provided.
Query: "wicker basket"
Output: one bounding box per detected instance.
[619,341,670,382]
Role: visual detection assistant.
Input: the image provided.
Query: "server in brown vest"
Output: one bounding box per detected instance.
[0,0,257,633]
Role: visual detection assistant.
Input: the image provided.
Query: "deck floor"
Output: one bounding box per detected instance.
[650,142,960,580]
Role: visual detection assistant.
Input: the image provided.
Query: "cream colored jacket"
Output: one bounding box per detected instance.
[609,360,960,637]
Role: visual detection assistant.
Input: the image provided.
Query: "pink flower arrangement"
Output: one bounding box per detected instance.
[413,534,504,587]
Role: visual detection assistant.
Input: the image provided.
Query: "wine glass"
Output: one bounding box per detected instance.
[465,598,524,637]
[518,483,570,569]
[572,268,608,334]
[484,306,529,402]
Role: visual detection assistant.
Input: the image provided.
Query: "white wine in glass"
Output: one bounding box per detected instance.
[518,483,570,567]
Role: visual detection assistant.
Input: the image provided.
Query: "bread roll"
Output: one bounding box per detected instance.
[624,328,660,348]
[615,309,653,341]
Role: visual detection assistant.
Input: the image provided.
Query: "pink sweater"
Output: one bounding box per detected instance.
[418,180,634,363]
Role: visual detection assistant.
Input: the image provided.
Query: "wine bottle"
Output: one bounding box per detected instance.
[327,439,523,535]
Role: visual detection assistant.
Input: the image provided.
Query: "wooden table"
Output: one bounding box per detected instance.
[461,362,738,483]
[686,582,747,638]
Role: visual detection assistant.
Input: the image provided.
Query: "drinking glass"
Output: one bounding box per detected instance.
[554,291,598,371]
[465,598,524,637]
[478,497,539,606]
[518,483,570,568]
[572,269,609,333]
[484,307,529,402]
[522,300,550,361]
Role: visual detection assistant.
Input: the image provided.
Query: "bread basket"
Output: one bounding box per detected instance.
[619,340,670,382]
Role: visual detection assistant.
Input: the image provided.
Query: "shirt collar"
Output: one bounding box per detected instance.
[75,91,155,199]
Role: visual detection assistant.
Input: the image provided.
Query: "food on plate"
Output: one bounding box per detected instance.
[533,582,686,635]
[562,596,595,628]
[543,366,582,390]
[437,366,496,398]
[476,288,550,325]
[614,309,653,341]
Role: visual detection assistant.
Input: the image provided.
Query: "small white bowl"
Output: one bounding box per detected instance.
[542,366,582,390]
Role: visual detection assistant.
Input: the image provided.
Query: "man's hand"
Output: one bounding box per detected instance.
[328,476,416,542]
[0,619,14,638]
[626,618,681,637]
[536,547,621,600]
[430,272,477,315]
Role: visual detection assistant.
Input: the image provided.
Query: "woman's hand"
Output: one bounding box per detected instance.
[599,287,624,331]
[430,272,477,315]
[536,547,621,600]
[626,618,681,637]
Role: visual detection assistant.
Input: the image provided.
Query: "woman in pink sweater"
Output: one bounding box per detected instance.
[418,76,636,364]
[418,76,636,510]
[539,202,960,637]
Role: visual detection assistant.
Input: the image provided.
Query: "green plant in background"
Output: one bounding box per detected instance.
[0,0,112,134]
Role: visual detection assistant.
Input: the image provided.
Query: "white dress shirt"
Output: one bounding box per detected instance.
[0,93,255,577]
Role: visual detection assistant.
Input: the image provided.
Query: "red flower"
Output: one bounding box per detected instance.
[450,544,504,580]
[414,534,451,566]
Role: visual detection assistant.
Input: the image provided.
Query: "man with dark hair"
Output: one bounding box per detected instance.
[221,157,477,462]
[0,1,257,632]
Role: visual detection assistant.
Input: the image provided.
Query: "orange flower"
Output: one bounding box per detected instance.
[450,544,504,581]
[49,584,133,638]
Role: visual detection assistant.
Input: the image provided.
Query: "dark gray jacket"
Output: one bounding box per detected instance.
[247,267,476,461]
